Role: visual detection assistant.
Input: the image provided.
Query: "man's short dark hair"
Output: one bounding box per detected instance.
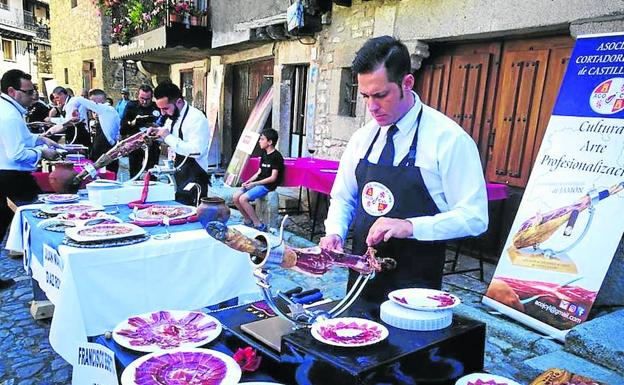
[88,88,107,98]
[154,81,181,101]
[352,35,411,86]
[1,69,32,93]
[52,86,68,95]
[138,84,153,94]
[261,128,279,145]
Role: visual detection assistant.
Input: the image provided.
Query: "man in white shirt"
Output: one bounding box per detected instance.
[0,69,62,289]
[320,36,489,303]
[147,82,211,205]
[48,86,92,148]
[49,89,121,173]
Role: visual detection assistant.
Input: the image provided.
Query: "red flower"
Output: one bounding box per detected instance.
[233,347,262,372]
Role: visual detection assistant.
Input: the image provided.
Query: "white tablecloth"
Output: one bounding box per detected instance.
[12,216,258,365]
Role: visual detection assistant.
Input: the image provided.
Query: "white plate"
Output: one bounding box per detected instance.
[388,288,461,311]
[43,193,80,204]
[120,348,241,385]
[311,317,388,347]
[65,223,145,242]
[132,205,196,222]
[41,202,104,215]
[113,310,222,353]
[455,372,521,385]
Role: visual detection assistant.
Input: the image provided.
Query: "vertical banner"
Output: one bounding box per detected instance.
[206,62,224,168]
[224,80,274,187]
[72,342,118,385]
[483,32,624,341]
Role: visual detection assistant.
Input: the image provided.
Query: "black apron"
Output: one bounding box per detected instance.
[90,118,118,174]
[172,105,209,205]
[349,108,446,304]
[60,98,91,148]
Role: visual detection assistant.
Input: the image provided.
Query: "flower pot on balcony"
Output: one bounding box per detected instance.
[169,13,181,23]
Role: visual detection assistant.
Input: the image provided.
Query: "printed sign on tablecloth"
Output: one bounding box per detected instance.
[42,244,64,303]
[72,342,117,385]
[483,32,624,341]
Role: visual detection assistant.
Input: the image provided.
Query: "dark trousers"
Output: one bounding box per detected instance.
[91,134,119,174]
[0,170,41,240]
[129,142,161,179]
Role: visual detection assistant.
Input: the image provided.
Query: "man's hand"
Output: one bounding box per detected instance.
[41,148,60,161]
[241,181,253,189]
[146,127,170,139]
[37,136,63,149]
[366,217,413,246]
[319,234,344,252]
[45,124,65,136]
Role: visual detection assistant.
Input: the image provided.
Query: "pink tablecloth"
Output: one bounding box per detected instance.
[33,160,116,192]
[241,157,508,200]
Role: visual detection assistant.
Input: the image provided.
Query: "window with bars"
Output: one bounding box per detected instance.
[0,0,8,11]
[338,67,358,117]
[71,0,78,8]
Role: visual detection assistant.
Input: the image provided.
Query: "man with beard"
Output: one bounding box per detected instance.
[121,84,162,178]
[0,69,62,289]
[47,86,92,149]
[320,36,488,304]
[147,82,211,205]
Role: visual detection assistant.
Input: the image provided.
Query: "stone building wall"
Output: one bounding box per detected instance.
[49,0,148,100]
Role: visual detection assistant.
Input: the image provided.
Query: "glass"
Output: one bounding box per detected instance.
[18,88,35,95]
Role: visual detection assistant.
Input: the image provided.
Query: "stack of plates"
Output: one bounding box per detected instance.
[380,288,461,331]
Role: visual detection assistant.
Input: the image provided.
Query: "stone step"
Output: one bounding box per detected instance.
[565,309,624,375]
[519,351,624,385]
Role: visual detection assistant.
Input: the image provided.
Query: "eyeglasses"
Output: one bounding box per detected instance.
[17,88,36,96]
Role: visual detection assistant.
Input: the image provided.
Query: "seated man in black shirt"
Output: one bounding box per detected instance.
[233,128,284,232]
[120,84,162,178]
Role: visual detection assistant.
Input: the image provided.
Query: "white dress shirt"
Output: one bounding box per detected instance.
[65,97,120,145]
[0,94,42,171]
[163,101,211,172]
[62,96,89,122]
[325,92,489,242]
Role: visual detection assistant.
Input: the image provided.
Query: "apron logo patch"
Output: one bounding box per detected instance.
[361,181,394,216]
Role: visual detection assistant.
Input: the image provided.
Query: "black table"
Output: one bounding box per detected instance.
[97,300,485,384]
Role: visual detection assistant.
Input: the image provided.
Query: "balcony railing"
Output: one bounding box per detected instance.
[0,6,49,37]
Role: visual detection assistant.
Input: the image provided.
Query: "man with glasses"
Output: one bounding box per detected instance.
[0,69,62,289]
[121,84,162,178]
[147,81,211,205]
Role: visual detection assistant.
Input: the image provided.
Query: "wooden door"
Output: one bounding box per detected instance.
[231,59,274,154]
[487,37,573,187]
[488,50,548,186]
[415,56,451,113]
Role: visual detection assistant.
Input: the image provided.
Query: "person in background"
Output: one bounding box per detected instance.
[320,36,488,304]
[105,97,114,106]
[232,128,284,232]
[0,69,62,289]
[26,89,51,125]
[147,81,211,205]
[47,92,62,119]
[115,87,130,120]
[47,89,120,173]
[65,87,74,97]
[121,84,162,178]
[47,86,92,148]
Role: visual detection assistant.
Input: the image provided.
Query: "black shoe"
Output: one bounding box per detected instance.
[0,279,14,290]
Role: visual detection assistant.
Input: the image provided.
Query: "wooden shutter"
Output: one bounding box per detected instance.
[445,53,491,164]
[487,37,573,187]
[415,56,451,113]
